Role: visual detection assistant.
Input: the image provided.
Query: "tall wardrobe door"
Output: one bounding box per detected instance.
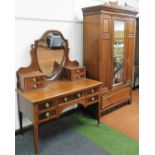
[126,18,136,82]
[100,15,112,88]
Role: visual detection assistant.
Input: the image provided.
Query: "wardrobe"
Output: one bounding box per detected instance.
[82,3,138,113]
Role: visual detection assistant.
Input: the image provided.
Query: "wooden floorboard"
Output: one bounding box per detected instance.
[100,89,139,141]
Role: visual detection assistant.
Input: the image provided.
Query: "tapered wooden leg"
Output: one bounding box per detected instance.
[128,99,132,105]
[97,117,100,127]
[19,111,23,135]
[97,111,100,127]
[33,123,39,155]
[97,101,100,127]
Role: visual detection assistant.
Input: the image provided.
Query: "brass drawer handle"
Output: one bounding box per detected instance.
[45,103,50,108]
[91,89,95,93]
[91,97,95,101]
[78,75,81,79]
[64,97,68,102]
[33,84,37,89]
[45,112,50,118]
[77,93,81,98]
[77,69,80,73]
[32,77,37,82]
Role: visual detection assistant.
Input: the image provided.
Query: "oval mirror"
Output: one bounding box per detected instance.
[36,31,67,79]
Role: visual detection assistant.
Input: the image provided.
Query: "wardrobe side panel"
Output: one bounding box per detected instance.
[100,15,112,88]
[126,18,136,82]
[83,14,100,80]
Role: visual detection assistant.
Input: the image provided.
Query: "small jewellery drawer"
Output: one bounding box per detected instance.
[62,66,86,81]
[25,76,45,83]
[38,100,57,111]
[39,108,57,122]
[18,71,46,90]
[60,92,84,103]
[73,68,85,74]
[87,95,99,105]
[26,82,46,90]
[87,87,99,95]
[72,73,86,80]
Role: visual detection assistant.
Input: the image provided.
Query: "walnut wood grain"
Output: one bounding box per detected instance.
[18,71,47,91]
[16,30,102,155]
[82,3,138,16]
[82,3,138,113]
[16,30,79,83]
[17,79,102,103]
[62,66,86,81]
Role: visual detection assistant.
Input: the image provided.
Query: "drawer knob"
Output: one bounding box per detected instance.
[91,89,95,93]
[91,97,95,101]
[77,93,81,98]
[45,103,50,108]
[64,97,68,102]
[45,112,50,118]
[77,69,80,73]
[33,84,37,89]
[32,78,37,82]
[78,75,81,79]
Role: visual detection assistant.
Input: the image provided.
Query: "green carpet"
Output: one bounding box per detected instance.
[62,113,139,155]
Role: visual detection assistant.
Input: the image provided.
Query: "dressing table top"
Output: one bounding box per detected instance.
[17,78,102,103]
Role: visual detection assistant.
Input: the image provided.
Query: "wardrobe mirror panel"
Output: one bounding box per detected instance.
[113,20,125,85]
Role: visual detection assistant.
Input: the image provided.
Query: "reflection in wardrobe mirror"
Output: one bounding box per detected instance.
[113,20,125,85]
[36,31,67,78]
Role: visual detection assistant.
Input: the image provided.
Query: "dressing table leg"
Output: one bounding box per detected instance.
[33,123,39,155]
[97,117,100,126]
[97,113,100,127]
[19,111,23,135]
[97,103,100,126]
[97,97,101,127]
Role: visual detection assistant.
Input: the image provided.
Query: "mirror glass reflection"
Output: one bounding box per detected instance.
[113,20,125,85]
[37,31,66,78]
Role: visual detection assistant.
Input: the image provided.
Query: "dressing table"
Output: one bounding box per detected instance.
[16,30,102,155]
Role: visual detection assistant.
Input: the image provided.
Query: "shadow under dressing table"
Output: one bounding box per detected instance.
[16,30,102,155]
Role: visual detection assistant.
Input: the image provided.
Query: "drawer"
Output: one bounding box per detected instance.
[87,95,99,105]
[18,71,46,90]
[73,68,86,74]
[38,100,57,111]
[102,96,111,108]
[102,87,131,108]
[72,73,86,80]
[62,66,86,81]
[110,88,130,104]
[58,98,86,114]
[60,92,84,103]
[39,108,57,122]
[25,81,46,90]
[87,87,99,95]
[25,76,45,83]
